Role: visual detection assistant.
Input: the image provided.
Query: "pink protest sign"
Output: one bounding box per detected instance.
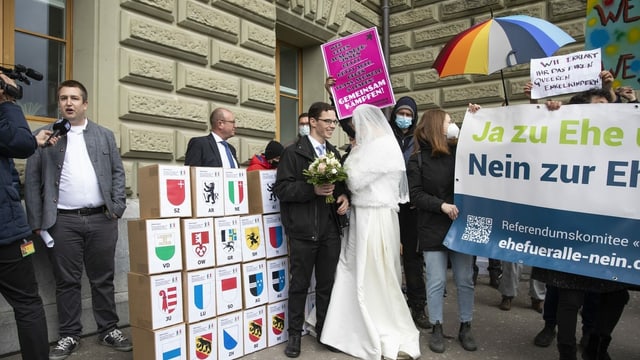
[321,27,395,119]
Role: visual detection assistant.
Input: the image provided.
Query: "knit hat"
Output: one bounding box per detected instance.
[395,104,414,115]
[264,140,284,160]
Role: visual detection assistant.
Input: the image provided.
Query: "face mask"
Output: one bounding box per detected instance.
[446,122,460,139]
[298,124,310,136]
[394,115,412,129]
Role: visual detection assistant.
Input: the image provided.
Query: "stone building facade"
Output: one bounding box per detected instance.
[0,0,589,355]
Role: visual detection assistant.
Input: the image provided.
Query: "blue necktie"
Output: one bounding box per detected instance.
[316,145,325,156]
[221,141,236,168]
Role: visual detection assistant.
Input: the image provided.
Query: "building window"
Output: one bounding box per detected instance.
[2,0,72,121]
[276,41,302,144]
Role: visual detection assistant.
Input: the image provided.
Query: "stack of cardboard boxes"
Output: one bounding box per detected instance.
[128,165,293,360]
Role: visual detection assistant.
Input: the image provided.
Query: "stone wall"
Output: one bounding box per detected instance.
[0,0,590,355]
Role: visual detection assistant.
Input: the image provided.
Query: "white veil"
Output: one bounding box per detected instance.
[344,104,409,205]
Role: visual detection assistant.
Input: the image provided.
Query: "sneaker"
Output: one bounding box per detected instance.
[410,306,432,329]
[499,296,512,311]
[534,323,556,347]
[49,336,79,360]
[99,328,133,352]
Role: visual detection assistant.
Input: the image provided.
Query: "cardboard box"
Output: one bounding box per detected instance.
[190,167,225,218]
[241,260,268,309]
[128,218,183,275]
[223,168,249,216]
[262,213,287,258]
[131,323,186,360]
[187,319,217,360]
[128,272,183,330]
[214,216,242,266]
[138,164,192,218]
[182,268,216,324]
[217,312,244,360]
[239,215,266,262]
[215,264,242,315]
[247,170,280,214]
[266,301,288,347]
[182,217,215,270]
[243,305,267,355]
[267,257,288,303]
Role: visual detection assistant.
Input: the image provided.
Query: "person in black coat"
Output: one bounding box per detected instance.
[407,108,477,354]
[0,73,54,360]
[184,107,239,167]
[274,101,349,358]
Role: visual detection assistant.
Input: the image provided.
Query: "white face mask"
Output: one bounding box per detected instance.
[446,122,460,139]
[298,124,310,136]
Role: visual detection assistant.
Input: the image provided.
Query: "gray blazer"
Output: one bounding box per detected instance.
[25,120,126,231]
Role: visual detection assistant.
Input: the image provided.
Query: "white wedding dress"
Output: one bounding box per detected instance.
[320,105,421,360]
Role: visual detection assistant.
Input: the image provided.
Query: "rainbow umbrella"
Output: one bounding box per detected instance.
[432,15,575,103]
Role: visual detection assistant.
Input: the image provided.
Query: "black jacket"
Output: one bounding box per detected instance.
[274,136,347,241]
[407,141,456,252]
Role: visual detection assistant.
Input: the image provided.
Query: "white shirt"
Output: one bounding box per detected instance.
[211,132,237,168]
[307,136,326,157]
[57,119,105,209]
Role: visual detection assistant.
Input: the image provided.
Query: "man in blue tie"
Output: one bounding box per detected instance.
[184,107,239,167]
[274,101,350,358]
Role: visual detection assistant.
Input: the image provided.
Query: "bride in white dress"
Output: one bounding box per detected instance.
[320,104,421,360]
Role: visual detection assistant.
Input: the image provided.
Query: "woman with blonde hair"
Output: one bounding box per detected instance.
[407,109,477,354]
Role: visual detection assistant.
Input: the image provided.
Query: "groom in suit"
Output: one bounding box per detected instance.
[184,107,239,167]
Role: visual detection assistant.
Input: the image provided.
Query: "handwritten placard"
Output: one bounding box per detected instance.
[321,27,395,119]
[530,49,602,99]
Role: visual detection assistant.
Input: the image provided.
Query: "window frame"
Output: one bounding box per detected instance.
[275,40,303,142]
[1,0,73,123]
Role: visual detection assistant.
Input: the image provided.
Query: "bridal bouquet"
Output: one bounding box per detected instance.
[303,152,347,203]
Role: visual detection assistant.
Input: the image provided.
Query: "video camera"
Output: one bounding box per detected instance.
[0,64,43,100]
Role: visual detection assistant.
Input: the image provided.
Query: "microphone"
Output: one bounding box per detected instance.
[46,118,71,146]
[13,64,44,81]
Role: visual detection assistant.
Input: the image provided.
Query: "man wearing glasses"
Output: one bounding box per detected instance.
[184,107,239,168]
[274,101,350,358]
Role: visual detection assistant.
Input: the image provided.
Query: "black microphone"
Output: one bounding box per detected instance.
[46,118,71,146]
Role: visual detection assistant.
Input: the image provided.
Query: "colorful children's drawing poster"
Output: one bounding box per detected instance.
[585,0,640,88]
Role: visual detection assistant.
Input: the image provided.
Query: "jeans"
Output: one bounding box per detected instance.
[424,250,475,324]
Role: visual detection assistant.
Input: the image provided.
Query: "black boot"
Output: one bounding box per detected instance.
[284,334,301,358]
[458,322,477,351]
[410,305,432,329]
[558,343,577,360]
[534,323,556,347]
[429,321,445,353]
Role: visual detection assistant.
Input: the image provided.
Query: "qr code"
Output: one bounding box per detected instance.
[461,215,493,244]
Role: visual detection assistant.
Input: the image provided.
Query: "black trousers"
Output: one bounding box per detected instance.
[556,288,629,347]
[287,219,340,337]
[48,211,120,338]
[0,239,49,360]
[398,204,425,310]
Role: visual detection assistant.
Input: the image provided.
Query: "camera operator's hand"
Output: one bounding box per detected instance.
[35,130,56,147]
[0,74,17,103]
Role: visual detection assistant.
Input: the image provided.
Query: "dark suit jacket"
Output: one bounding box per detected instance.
[184,133,238,167]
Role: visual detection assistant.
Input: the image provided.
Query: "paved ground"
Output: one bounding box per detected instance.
[2,273,638,360]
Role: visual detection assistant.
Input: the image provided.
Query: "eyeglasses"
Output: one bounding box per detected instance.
[317,118,339,125]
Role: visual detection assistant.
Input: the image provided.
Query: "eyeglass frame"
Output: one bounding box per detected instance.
[316,118,339,125]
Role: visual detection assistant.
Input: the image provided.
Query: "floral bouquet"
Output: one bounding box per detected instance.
[302,152,348,203]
